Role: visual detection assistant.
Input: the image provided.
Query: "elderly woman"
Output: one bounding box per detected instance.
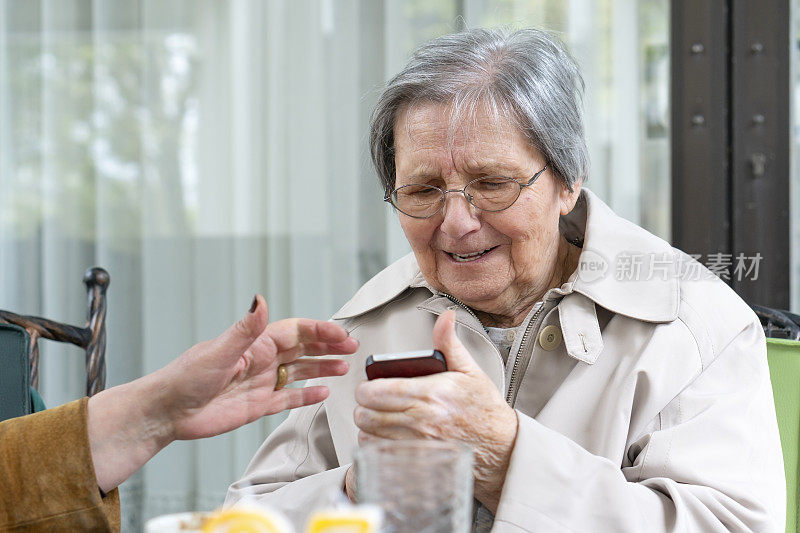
[227,28,785,531]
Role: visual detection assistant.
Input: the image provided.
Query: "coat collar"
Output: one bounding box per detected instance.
[561,189,680,324]
[333,189,680,330]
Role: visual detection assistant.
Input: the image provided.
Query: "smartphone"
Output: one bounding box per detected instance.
[365,349,447,380]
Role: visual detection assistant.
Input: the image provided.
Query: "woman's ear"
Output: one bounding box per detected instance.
[559,179,582,216]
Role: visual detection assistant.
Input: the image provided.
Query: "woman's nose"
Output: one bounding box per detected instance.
[439,192,481,237]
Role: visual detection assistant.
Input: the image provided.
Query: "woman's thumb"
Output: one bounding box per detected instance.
[212,294,269,361]
[433,310,478,373]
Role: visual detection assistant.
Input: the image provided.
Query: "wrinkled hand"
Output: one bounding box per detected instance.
[350,310,518,512]
[159,294,358,441]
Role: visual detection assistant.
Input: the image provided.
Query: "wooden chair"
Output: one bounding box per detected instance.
[0,267,110,401]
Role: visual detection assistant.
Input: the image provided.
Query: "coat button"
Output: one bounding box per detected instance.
[539,325,562,351]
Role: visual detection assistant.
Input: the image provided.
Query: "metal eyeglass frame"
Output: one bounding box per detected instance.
[384,162,550,219]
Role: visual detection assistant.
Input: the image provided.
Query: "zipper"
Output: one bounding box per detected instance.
[441,293,486,331]
[505,303,547,405]
[441,292,546,407]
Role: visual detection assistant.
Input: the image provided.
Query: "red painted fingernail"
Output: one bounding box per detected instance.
[249,295,258,313]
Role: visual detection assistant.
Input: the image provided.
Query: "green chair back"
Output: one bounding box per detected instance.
[0,323,32,421]
[767,338,800,533]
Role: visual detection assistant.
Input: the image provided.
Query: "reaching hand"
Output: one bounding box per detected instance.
[88,294,358,493]
[160,294,357,441]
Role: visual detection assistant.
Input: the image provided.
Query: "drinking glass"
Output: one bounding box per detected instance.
[355,439,474,533]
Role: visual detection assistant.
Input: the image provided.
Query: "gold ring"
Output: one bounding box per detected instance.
[274,364,289,391]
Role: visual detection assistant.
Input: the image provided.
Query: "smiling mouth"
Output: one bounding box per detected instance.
[447,246,499,263]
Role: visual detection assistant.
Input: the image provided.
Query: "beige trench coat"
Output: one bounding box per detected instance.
[226,190,785,532]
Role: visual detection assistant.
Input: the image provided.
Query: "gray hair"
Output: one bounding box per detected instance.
[370,27,589,195]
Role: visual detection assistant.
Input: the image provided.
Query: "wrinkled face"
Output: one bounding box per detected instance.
[393,102,580,319]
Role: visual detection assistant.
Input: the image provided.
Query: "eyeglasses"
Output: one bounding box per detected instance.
[384,163,549,219]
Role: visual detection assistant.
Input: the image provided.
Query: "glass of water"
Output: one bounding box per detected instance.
[355,439,474,533]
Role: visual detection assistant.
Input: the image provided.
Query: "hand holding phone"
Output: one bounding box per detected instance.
[365,350,447,380]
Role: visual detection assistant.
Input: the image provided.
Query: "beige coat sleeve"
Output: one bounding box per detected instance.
[225,400,348,528]
[493,320,785,532]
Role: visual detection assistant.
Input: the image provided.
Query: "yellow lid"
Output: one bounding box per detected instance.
[201,508,291,533]
[305,508,381,533]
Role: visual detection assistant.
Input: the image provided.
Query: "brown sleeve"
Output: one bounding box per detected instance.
[0,397,121,531]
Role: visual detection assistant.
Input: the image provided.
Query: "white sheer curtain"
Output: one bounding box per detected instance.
[0,0,395,528]
[0,1,670,529]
